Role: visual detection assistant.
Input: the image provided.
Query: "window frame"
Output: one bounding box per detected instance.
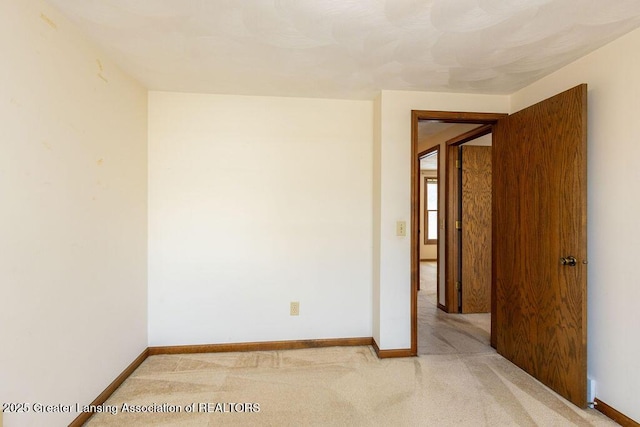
[424,176,438,245]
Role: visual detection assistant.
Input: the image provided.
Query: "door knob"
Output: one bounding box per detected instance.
[561,256,577,267]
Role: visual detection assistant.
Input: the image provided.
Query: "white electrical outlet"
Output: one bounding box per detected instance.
[290,301,300,316]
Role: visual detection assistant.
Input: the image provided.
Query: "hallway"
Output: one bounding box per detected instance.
[417,261,492,355]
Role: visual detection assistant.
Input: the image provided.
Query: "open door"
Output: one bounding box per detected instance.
[493,84,588,407]
[461,145,492,313]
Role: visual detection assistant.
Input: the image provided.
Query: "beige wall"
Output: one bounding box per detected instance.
[0,0,148,425]
[148,92,373,346]
[512,26,640,422]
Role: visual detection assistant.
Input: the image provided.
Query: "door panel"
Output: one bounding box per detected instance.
[461,145,492,313]
[493,84,587,407]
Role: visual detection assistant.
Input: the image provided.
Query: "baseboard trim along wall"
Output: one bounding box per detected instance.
[69,348,149,427]
[371,339,413,358]
[148,337,374,355]
[594,398,640,427]
[69,337,379,425]
[67,341,635,427]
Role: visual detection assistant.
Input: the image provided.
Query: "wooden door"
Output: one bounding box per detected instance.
[461,145,492,313]
[493,84,588,407]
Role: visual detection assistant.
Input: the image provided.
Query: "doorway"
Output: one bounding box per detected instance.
[418,136,495,354]
[410,111,506,355]
[446,127,493,315]
[411,85,588,407]
[417,146,439,302]
[414,121,497,356]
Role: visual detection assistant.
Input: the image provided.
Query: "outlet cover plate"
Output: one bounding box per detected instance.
[290,301,300,316]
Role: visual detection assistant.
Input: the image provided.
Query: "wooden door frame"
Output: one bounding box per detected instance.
[411,111,507,355]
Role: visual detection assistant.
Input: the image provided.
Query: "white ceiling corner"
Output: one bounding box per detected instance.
[47,0,640,99]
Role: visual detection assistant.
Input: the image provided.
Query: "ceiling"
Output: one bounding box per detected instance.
[418,121,459,138]
[48,0,640,99]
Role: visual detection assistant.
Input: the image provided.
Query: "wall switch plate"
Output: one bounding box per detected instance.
[396,221,406,236]
[290,301,300,316]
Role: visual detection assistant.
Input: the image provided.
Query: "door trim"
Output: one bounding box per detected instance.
[411,111,507,355]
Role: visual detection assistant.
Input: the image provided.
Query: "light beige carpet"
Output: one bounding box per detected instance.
[85,346,613,426]
[85,263,615,426]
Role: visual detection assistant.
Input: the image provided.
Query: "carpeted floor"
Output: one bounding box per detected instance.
[85,263,615,426]
[418,261,492,356]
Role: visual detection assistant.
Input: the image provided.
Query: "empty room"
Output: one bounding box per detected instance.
[2,1,640,426]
